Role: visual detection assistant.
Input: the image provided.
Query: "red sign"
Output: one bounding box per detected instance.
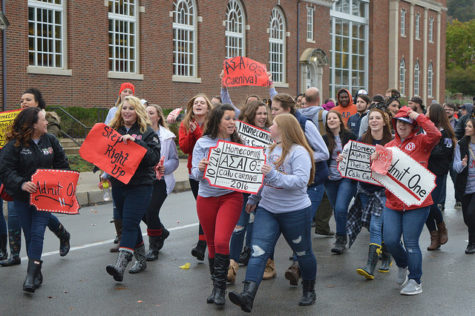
[79,123,147,184]
[30,169,80,214]
[222,56,270,87]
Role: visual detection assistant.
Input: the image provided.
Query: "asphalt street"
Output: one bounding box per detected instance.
[1,179,474,316]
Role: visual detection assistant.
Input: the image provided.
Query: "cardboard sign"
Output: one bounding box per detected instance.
[371,147,436,207]
[235,121,273,148]
[204,140,266,194]
[222,56,270,87]
[0,109,21,148]
[30,169,80,214]
[338,140,380,186]
[79,123,147,184]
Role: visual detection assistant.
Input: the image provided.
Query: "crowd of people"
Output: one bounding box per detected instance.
[0,81,474,313]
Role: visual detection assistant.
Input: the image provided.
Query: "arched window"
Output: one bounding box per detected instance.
[414,61,420,96]
[399,58,406,96]
[225,0,246,59]
[173,0,197,77]
[427,63,433,97]
[269,7,286,84]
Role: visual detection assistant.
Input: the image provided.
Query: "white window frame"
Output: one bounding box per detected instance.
[225,0,246,59]
[399,58,406,96]
[414,61,420,96]
[269,7,287,86]
[108,0,142,80]
[400,9,406,37]
[172,0,200,82]
[307,6,314,42]
[429,17,434,43]
[27,0,71,76]
[415,13,420,40]
[427,62,433,97]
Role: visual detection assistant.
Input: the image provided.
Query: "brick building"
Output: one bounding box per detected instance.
[0,0,446,112]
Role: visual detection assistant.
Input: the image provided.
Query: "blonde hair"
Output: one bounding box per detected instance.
[109,96,151,133]
[269,114,315,184]
[147,104,168,129]
[182,94,213,132]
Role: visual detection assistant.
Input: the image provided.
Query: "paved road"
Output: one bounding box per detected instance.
[1,180,474,315]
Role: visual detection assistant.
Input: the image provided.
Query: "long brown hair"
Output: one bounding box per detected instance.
[270,114,315,185]
[182,94,213,132]
[361,108,393,145]
[6,107,42,147]
[238,100,270,128]
[428,103,457,147]
[325,110,349,154]
[109,96,151,133]
[272,93,296,115]
[147,104,168,129]
[202,104,241,143]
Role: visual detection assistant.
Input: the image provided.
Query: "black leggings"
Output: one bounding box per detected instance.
[189,178,205,238]
[462,192,475,245]
[143,180,168,235]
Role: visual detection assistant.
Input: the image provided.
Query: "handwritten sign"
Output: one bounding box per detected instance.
[0,109,21,148]
[222,56,270,87]
[79,123,147,184]
[371,147,436,207]
[204,140,265,194]
[235,121,273,148]
[338,140,380,185]
[30,169,80,214]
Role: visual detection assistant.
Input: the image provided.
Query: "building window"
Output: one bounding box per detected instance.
[307,6,314,41]
[399,58,406,96]
[330,0,369,98]
[28,0,66,68]
[414,61,420,96]
[429,17,434,43]
[173,0,197,77]
[269,7,286,84]
[225,0,245,59]
[427,62,433,97]
[108,0,138,73]
[400,9,406,36]
[415,13,420,40]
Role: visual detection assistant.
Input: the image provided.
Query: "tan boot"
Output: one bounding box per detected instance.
[262,259,276,280]
[427,230,440,251]
[227,259,239,284]
[285,261,301,285]
[437,222,448,245]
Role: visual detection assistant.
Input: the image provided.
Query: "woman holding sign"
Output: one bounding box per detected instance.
[0,107,70,293]
[192,104,243,308]
[229,114,317,312]
[105,96,161,282]
[377,106,441,295]
[179,94,214,261]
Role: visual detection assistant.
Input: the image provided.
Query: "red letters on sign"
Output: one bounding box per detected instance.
[79,123,147,184]
[222,57,270,87]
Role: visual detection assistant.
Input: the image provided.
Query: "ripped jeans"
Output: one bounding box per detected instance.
[245,206,316,286]
[229,194,254,261]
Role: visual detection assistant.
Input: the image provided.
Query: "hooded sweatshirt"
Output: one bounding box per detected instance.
[332,89,357,125]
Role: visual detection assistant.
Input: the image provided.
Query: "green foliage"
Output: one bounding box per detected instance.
[446,19,475,70]
[68,154,95,172]
[447,0,475,22]
[446,67,475,95]
[46,106,109,138]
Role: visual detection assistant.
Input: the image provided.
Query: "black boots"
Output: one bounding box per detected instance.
[110,220,122,253]
[129,245,147,274]
[356,244,380,280]
[0,234,7,260]
[379,243,392,273]
[191,240,206,261]
[23,259,42,293]
[238,246,251,266]
[146,228,170,261]
[229,281,259,313]
[106,250,133,282]
[207,257,216,303]
[331,234,347,254]
[299,279,316,306]
[210,253,229,308]
[0,228,21,266]
[51,224,70,257]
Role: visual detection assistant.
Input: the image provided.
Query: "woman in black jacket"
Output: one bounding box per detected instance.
[105,96,161,282]
[0,107,70,293]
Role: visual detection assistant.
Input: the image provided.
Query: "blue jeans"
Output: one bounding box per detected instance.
[383,206,430,284]
[359,192,386,245]
[324,179,357,236]
[8,201,59,233]
[15,200,52,260]
[246,206,316,286]
[229,194,254,261]
[112,184,153,251]
[426,174,446,231]
[0,198,6,235]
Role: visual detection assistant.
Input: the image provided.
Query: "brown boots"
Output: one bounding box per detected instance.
[437,222,448,245]
[427,221,449,251]
[110,220,122,253]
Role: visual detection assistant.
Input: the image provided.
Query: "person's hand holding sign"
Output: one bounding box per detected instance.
[199,158,209,172]
[22,181,37,193]
[120,134,135,144]
[261,164,273,175]
[336,153,345,163]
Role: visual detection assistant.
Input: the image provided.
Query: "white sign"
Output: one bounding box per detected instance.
[235,120,273,148]
[371,147,436,207]
[338,140,380,185]
[204,140,266,194]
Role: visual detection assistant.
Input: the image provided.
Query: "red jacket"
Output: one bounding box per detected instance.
[178,120,202,174]
[384,113,441,211]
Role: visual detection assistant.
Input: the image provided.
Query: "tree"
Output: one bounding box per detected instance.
[447,0,475,22]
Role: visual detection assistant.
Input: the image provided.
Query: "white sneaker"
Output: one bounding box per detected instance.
[400,279,422,295]
[397,267,408,287]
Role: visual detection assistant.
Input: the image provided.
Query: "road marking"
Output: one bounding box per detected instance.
[21,222,199,261]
